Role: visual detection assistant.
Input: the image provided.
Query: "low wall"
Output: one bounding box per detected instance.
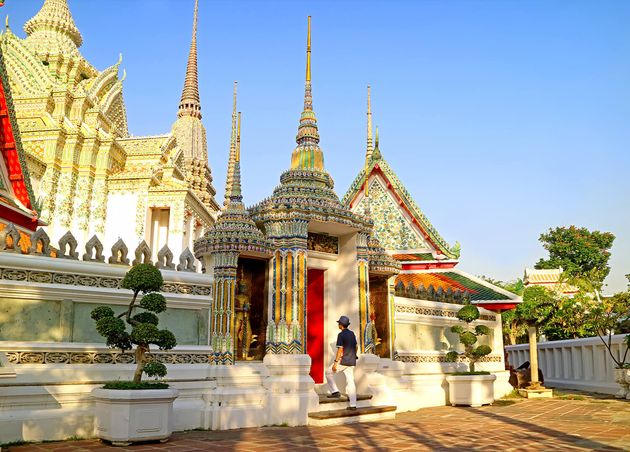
[0,253,212,345]
[505,334,628,395]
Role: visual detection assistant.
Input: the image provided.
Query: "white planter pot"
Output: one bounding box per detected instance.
[92,387,179,446]
[624,369,630,400]
[446,374,497,407]
[614,368,629,399]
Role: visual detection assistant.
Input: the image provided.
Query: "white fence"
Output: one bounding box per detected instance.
[505,334,628,395]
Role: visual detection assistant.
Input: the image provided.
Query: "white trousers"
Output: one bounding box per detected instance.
[325,363,357,407]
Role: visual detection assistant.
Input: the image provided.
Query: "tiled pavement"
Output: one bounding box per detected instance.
[6,397,630,451]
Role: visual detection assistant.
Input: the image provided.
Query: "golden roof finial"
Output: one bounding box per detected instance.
[236,112,242,163]
[367,85,374,159]
[373,125,382,160]
[178,0,202,119]
[121,69,127,82]
[5,15,9,31]
[306,16,312,82]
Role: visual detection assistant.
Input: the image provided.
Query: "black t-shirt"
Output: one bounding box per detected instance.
[336,328,358,366]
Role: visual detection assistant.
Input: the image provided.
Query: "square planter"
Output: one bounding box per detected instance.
[446,374,497,407]
[92,387,179,446]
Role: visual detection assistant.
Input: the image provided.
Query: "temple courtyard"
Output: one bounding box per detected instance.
[5,394,629,451]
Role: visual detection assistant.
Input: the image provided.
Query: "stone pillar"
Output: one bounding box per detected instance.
[89,144,111,238]
[528,326,540,387]
[387,276,397,359]
[356,231,372,353]
[210,251,239,364]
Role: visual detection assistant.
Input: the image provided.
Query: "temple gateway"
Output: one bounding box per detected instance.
[0,0,520,442]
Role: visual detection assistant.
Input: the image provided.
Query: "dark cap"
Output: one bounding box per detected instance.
[337,315,350,327]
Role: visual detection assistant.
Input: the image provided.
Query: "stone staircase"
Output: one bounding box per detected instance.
[308,393,397,426]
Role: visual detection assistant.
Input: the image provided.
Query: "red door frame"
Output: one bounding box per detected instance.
[306,268,325,384]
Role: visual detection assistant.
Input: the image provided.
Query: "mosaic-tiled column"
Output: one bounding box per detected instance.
[266,220,308,354]
[387,277,397,359]
[357,231,373,353]
[210,251,239,364]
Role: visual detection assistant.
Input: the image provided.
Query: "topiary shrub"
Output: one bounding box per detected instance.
[91,264,177,385]
[445,302,492,373]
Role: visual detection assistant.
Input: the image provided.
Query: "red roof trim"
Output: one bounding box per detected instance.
[475,302,519,312]
[0,203,38,231]
[402,262,458,271]
[0,76,32,210]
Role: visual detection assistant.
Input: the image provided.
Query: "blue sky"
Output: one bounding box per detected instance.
[6,1,630,294]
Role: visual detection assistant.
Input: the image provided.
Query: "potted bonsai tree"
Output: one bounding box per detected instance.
[445,303,496,407]
[91,263,179,446]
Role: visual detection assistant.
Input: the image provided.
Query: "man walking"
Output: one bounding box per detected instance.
[325,315,358,410]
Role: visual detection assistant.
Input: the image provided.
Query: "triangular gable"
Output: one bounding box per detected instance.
[0,45,39,231]
[343,155,459,260]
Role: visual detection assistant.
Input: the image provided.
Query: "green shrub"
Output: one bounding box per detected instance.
[143,361,168,378]
[132,312,159,325]
[140,293,167,313]
[121,264,163,294]
[103,381,169,390]
[447,303,493,373]
[457,304,480,323]
[91,263,176,385]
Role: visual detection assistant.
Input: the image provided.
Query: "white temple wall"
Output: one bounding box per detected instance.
[390,295,512,407]
[307,232,360,374]
[104,191,139,251]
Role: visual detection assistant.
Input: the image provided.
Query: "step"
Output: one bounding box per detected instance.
[307,405,397,427]
[317,393,372,410]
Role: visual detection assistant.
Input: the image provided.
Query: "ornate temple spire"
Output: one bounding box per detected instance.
[178,0,202,119]
[366,85,374,161]
[226,112,243,202]
[224,81,238,205]
[291,16,324,171]
[24,0,83,51]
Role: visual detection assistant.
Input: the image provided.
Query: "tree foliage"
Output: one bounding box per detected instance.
[535,226,615,289]
[580,275,630,368]
[91,264,176,384]
[445,303,492,372]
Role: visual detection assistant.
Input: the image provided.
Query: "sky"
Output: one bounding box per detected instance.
[5,0,630,294]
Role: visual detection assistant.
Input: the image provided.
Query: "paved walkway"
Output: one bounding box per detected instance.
[7,396,630,451]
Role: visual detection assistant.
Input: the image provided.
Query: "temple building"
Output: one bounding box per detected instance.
[0,0,218,260]
[0,41,41,238]
[343,88,520,365]
[0,1,521,442]
[524,267,579,297]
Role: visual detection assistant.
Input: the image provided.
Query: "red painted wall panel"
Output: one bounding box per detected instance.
[307,268,325,384]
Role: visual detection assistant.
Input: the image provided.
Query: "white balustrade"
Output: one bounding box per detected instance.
[505,334,628,395]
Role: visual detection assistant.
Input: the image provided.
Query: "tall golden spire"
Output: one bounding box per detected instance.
[236,112,242,162]
[224,81,238,205]
[306,16,312,83]
[291,16,324,171]
[24,0,83,49]
[366,85,374,160]
[178,0,202,119]
[227,112,243,200]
